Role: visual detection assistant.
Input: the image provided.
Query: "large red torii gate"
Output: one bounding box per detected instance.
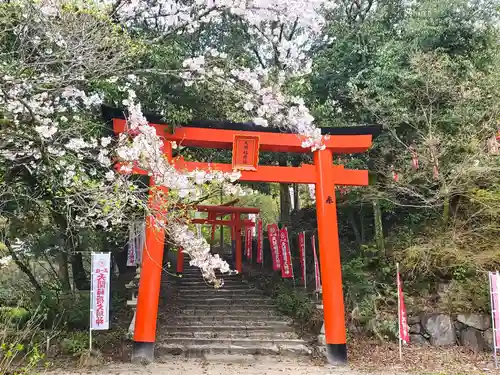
[112,116,379,365]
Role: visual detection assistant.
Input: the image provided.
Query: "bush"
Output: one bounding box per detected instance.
[438,275,490,313]
[0,264,35,307]
[0,307,31,328]
[0,306,50,375]
[60,331,89,355]
[244,268,322,334]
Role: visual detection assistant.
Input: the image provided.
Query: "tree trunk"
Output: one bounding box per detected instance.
[114,244,129,275]
[360,206,366,243]
[443,195,450,227]
[5,239,43,293]
[373,199,385,255]
[293,184,300,211]
[57,250,71,293]
[348,210,362,246]
[71,252,89,290]
[279,184,292,224]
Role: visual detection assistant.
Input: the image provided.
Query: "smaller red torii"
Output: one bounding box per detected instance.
[176,203,259,274]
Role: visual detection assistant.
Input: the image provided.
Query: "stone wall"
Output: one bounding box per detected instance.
[315,307,493,353]
[409,313,493,352]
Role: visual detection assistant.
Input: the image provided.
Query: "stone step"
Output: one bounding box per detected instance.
[156,341,311,357]
[171,273,241,280]
[172,303,276,309]
[174,290,258,295]
[163,324,292,333]
[180,267,232,272]
[167,319,290,326]
[178,312,282,319]
[161,330,299,340]
[169,279,242,284]
[162,337,306,347]
[178,270,240,275]
[163,280,244,286]
[175,286,258,290]
[171,314,289,323]
[177,298,274,304]
[176,291,264,298]
[176,296,274,309]
[180,309,280,316]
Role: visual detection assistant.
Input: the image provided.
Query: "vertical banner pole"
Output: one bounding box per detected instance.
[490,271,498,369]
[397,262,402,362]
[89,252,94,352]
[304,232,307,290]
[262,219,264,268]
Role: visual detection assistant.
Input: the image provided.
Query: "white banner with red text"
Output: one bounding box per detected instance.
[245,226,253,261]
[268,224,281,271]
[312,235,321,292]
[91,253,111,330]
[257,219,263,264]
[298,232,306,285]
[489,271,500,361]
[279,227,293,279]
[397,267,410,344]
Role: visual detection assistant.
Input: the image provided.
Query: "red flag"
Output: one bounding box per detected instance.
[312,235,321,291]
[268,224,281,271]
[256,219,263,264]
[298,232,306,283]
[397,268,410,344]
[279,227,293,278]
[245,226,252,261]
[410,146,419,170]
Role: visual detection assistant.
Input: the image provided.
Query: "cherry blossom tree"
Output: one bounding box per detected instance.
[1,0,330,287]
[115,0,337,150]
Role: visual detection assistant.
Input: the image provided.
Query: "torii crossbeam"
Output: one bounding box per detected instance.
[111,115,380,366]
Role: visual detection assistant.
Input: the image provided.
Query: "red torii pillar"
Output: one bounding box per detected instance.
[131,146,171,362]
[314,149,346,362]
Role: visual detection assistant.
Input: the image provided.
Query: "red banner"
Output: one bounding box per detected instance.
[279,227,293,279]
[268,224,281,271]
[256,219,263,264]
[298,232,306,284]
[397,269,410,344]
[312,235,321,291]
[245,226,253,261]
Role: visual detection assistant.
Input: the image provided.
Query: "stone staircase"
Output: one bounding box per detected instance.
[156,256,311,358]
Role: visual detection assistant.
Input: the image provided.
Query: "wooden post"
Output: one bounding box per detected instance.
[209,212,215,253]
[314,148,347,365]
[177,247,184,274]
[235,214,243,273]
[231,213,236,269]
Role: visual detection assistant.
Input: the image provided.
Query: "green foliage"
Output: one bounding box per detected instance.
[244,267,322,333]
[273,285,315,322]
[60,331,89,355]
[308,0,500,320]
[0,304,50,374]
[439,275,490,313]
[0,307,30,328]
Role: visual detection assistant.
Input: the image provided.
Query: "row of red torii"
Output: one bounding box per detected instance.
[111,113,380,365]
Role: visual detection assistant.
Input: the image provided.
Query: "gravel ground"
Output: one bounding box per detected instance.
[47,356,404,375]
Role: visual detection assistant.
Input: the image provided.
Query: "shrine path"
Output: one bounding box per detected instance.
[49,356,406,375]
